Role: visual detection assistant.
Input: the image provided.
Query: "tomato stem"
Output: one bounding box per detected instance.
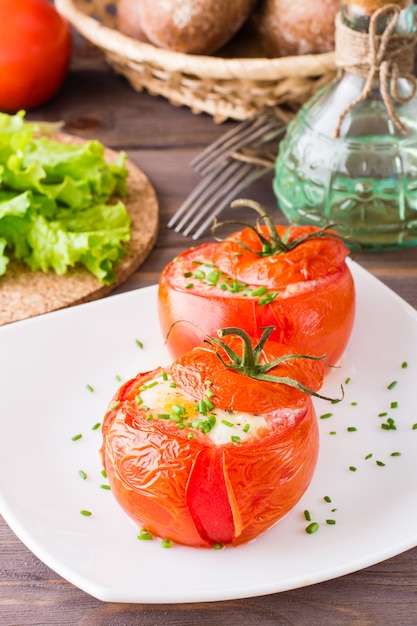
[207,326,343,403]
[211,199,351,257]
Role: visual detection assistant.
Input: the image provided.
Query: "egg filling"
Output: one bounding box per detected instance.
[138,374,268,445]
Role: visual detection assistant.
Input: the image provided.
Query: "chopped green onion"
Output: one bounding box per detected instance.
[320,412,333,420]
[347,427,357,432]
[243,423,250,433]
[376,460,385,467]
[221,419,234,428]
[251,286,268,297]
[413,424,417,430]
[323,496,332,503]
[304,510,312,521]
[391,451,402,457]
[78,470,87,480]
[80,510,92,516]
[92,422,101,430]
[402,361,408,368]
[212,542,224,550]
[138,528,153,541]
[326,519,336,525]
[86,384,94,393]
[188,432,195,440]
[135,339,144,349]
[345,377,351,385]
[365,453,373,460]
[390,401,398,409]
[161,538,172,549]
[100,484,111,490]
[387,381,397,390]
[349,466,357,472]
[378,412,388,417]
[71,433,82,441]
[162,371,169,381]
[305,522,319,534]
[101,469,107,478]
[231,436,241,443]
[109,401,121,411]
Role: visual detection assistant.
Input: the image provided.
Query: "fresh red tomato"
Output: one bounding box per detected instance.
[0,0,72,111]
[158,217,355,366]
[101,328,327,547]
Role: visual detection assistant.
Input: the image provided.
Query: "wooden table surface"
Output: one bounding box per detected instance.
[2,30,417,626]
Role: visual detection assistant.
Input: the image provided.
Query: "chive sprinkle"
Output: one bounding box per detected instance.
[212,542,224,550]
[138,528,153,541]
[320,412,333,420]
[161,538,172,549]
[387,381,397,390]
[365,453,373,460]
[86,384,94,393]
[391,452,402,457]
[349,466,357,472]
[110,401,121,411]
[347,427,357,432]
[326,519,336,525]
[323,496,332,503]
[92,422,101,430]
[71,433,82,441]
[101,469,107,478]
[100,484,111,490]
[78,470,87,480]
[390,401,398,409]
[376,460,385,467]
[80,510,92,516]
[305,522,319,534]
[304,510,312,521]
[402,361,408,368]
[135,339,144,349]
[413,424,417,430]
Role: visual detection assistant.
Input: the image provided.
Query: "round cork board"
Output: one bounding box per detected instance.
[0,133,159,326]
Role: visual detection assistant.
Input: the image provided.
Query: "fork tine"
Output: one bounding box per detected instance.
[190,111,271,172]
[181,162,255,237]
[169,160,245,232]
[189,165,274,240]
[195,115,280,176]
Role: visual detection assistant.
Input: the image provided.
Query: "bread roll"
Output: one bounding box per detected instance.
[254,0,339,57]
[137,0,258,55]
[117,0,149,42]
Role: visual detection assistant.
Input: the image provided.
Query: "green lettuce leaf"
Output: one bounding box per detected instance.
[0,112,131,284]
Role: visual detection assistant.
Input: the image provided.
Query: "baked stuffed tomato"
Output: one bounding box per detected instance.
[101,326,336,548]
[158,200,355,364]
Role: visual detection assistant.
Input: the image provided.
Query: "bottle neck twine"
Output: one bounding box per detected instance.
[333,3,417,138]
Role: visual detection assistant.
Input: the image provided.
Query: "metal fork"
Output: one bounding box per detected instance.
[168,109,288,239]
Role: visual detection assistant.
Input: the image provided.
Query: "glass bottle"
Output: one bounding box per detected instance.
[274,0,417,249]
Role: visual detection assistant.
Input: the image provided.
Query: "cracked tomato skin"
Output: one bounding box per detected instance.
[100,337,323,547]
[158,225,355,365]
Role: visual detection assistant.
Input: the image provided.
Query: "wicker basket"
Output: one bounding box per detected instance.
[55,0,337,122]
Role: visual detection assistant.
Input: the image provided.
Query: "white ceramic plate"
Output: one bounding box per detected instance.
[1,260,417,603]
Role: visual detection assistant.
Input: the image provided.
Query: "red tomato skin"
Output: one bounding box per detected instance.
[0,0,72,111]
[158,244,355,366]
[101,363,320,548]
